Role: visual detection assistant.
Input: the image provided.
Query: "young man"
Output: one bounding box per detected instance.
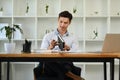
[40,11,84,80]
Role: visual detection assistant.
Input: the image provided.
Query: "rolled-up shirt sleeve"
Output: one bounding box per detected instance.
[40,34,50,49]
[68,35,80,52]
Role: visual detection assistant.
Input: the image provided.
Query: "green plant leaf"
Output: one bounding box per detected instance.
[0,24,23,43]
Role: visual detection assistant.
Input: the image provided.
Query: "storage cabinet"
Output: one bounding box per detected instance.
[0,0,120,80]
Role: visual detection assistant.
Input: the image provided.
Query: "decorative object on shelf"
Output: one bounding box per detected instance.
[0,24,23,53]
[45,29,54,34]
[0,7,3,11]
[0,7,3,16]
[25,2,29,15]
[45,29,50,34]
[73,8,77,14]
[94,11,98,15]
[45,4,49,14]
[22,39,32,53]
[93,27,98,39]
[117,12,120,15]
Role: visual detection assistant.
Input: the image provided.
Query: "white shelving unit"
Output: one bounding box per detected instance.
[0,0,120,80]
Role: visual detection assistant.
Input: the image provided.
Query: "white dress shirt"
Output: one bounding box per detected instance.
[40,29,79,52]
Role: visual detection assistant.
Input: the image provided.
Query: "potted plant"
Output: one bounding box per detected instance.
[0,24,23,53]
[73,7,77,16]
[0,7,3,16]
[73,8,77,14]
[93,27,98,39]
[45,4,49,14]
[25,2,29,16]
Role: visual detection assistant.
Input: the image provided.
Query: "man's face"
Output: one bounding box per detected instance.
[58,17,71,31]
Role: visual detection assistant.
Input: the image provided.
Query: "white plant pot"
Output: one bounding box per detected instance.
[4,43,16,53]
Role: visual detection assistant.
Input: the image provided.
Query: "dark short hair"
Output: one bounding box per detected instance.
[59,11,73,22]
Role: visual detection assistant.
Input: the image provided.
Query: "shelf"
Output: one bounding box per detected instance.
[13,39,36,41]
[110,15,120,18]
[37,0,60,16]
[86,16,108,18]
[0,16,12,18]
[37,15,58,18]
[85,39,104,41]
[85,0,108,17]
[110,0,120,16]
[13,0,36,16]
[13,16,36,18]
[110,18,120,33]
[0,0,13,16]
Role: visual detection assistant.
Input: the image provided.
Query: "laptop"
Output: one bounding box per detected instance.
[102,34,120,52]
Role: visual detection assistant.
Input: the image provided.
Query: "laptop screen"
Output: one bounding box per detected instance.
[102,34,120,52]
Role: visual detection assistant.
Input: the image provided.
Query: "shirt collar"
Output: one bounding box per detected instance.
[54,28,69,36]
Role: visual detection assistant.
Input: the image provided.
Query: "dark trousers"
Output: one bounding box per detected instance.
[34,62,81,80]
[44,62,81,80]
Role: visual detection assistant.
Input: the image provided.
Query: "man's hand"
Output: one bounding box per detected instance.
[48,40,58,50]
[64,44,70,51]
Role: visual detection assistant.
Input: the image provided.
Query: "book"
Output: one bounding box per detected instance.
[58,35,65,51]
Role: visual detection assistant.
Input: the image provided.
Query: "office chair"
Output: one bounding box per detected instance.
[33,62,81,80]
